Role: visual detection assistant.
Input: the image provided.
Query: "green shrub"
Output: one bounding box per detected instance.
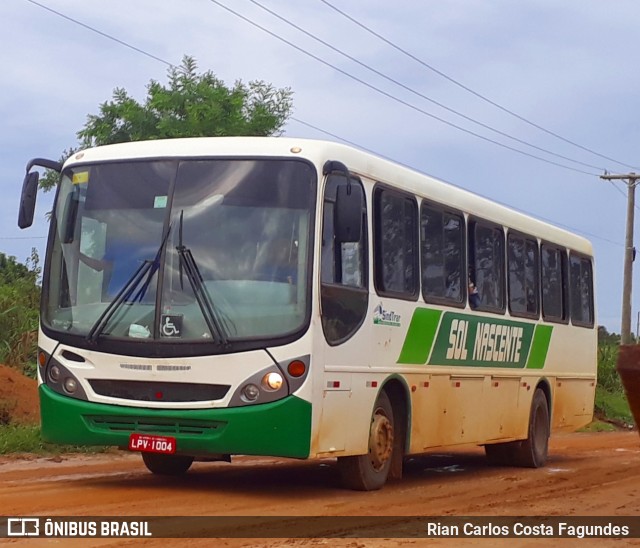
[597,343,623,393]
[0,250,40,376]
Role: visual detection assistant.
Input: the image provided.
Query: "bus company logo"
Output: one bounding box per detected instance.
[373,303,401,327]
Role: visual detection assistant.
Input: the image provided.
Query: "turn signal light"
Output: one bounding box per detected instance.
[287,360,306,378]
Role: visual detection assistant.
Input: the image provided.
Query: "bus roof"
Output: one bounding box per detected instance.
[67,136,593,256]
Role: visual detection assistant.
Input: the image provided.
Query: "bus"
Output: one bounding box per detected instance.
[18,137,596,490]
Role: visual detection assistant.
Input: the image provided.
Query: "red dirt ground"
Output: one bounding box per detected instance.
[2,365,640,546]
[0,363,39,425]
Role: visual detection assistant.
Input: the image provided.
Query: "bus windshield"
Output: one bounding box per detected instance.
[44,158,316,346]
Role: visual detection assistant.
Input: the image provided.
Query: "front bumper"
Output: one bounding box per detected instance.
[39,385,311,458]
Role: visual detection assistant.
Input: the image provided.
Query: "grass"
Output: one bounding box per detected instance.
[0,424,109,456]
[0,425,48,454]
[580,421,618,433]
[594,386,634,426]
[590,341,635,430]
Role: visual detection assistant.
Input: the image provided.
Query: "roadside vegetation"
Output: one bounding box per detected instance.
[589,327,634,431]
[0,425,109,455]
[0,251,111,455]
[0,250,40,377]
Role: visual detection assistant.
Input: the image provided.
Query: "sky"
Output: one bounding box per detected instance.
[2,0,640,333]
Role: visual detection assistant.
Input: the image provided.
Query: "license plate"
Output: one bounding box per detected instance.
[128,433,176,454]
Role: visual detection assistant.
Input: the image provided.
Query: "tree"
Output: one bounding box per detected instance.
[0,254,31,286]
[40,56,293,190]
[598,325,621,346]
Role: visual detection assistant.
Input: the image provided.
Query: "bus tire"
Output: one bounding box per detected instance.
[484,442,514,466]
[337,390,394,491]
[514,388,550,468]
[141,453,194,476]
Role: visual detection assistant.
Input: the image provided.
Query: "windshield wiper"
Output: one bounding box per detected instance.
[176,211,230,346]
[86,226,172,344]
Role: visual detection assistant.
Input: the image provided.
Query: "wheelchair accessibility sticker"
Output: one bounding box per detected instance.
[161,315,182,337]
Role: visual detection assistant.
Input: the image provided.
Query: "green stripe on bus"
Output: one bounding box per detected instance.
[397,308,443,364]
[526,324,554,369]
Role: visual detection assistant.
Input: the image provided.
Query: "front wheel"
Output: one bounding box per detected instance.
[337,390,395,491]
[141,453,194,476]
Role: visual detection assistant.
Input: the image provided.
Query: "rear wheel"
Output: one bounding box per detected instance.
[514,388,550,467]
[338,390,394,491]
[141,453,194,476]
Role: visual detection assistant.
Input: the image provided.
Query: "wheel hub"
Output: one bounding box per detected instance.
[369,413,394,470]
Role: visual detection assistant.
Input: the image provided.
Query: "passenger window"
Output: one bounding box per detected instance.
[541,244,568,322]
[374,188,418,299]
[570,254,594,327]
[507,234,539,317]
[420,204,464,305]
[469,221,505,312]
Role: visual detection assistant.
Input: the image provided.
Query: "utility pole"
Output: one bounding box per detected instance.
[601,172,640,345]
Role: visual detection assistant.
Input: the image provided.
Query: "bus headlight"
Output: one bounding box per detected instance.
[241,383,260,402]
[263,372,284,391]
[43,357,88,401]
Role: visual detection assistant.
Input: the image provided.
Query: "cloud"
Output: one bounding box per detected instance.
[1,0,638,330]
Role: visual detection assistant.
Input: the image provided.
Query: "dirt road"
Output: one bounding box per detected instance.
[1,431,639,546]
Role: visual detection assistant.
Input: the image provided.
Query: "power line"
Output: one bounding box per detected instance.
[21,0,600,176]
[605,179,640,212]
[208,0,598,176]
[23,0,173,68]
[600,172,640,343]
[19,0,623,248]
[247,0,605,172]
[289,117,623,248]
[318,0,640,172]
[0,236,47,240]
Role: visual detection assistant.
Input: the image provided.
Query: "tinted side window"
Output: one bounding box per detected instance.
[507,233,539,317]
[374,188,418,299]
[541,244,567,322]
[570,254,594,327]
[470,222,505,312]
[420,203,464,305]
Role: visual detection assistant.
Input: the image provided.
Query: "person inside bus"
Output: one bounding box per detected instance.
[468,272,481,309]
[77,238,150,299]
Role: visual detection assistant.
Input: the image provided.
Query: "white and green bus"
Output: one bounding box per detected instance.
[18,137,596,490]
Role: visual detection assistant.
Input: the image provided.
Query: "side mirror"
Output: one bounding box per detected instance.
[18,171,39,229]
[335,183,363,243]
[18,158,62,229]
